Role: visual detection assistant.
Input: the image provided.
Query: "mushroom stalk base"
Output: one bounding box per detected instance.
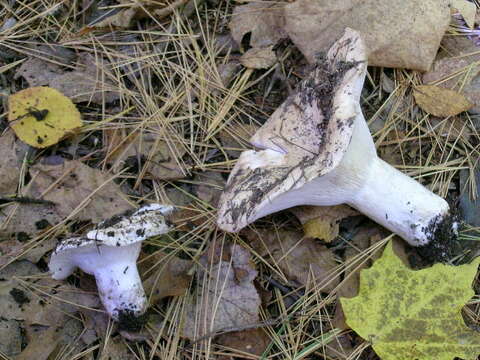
[94,261,147,320]
[349,157,450,246]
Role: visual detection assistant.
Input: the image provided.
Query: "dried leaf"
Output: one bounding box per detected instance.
[0,202,62,235]
[291,205,357,242]
[15,53,120,105]
[0,318,21,356]
[0,260,99,325]
[451,0,476,29]
[105,131,187,179]
[414,85,473,116]
[193,171,226,206]
[28,158,133,223]
[216,328,270,359]
[341,241,480,359]
[229,2,287,48]
[284,0,450,71]
[98,336,137,360]
[0,130,24,194]
[240,46,277,69]
[93,8,137,28]
[219,123,259,158]
[422,36,480,114]
[15,326,61,360]
[0,158,134,235]
[49,53,120,104]
[243,229,339,292]
[14,58,63,87]
[0,237,56,267]
[142,251,192,304]
[182,242,261,340]
[8,87,82,148]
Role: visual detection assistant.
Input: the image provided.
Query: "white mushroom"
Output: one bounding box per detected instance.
[49,204,174,320]
[217,28,455,248]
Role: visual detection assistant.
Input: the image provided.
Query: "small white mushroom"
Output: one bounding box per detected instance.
[49,204,174,320]
[217,28,455,248]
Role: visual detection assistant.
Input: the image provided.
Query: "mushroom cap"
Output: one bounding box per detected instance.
[86,203,174,246]
[217,28,368,232]
[50,203,174,279]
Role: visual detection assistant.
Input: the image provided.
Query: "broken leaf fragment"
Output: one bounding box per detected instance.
[451,0,476,29]
[240,46,277,69]
[8,87,82,148]
[414,85,473,117]
[182,242,261,340]
[341,240,480,360]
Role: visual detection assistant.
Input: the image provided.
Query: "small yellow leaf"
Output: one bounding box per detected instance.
[303,218,336,241]
[341,240,480,360]
[291,205,357,242]
[8,87,82,148]
[414,85,473,117]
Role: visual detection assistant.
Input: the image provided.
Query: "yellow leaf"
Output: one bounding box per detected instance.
[341,240,480,360]
[8,87,82,148]
[414,85,473,117]
[291,205,357,242]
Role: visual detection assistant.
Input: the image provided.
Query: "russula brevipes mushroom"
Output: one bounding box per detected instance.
[49,204,174,320]
[217,28,456,249]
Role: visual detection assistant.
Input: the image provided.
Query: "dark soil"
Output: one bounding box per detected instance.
[417,214,461,264]
[117,310,149,333]
[9,288,30,306]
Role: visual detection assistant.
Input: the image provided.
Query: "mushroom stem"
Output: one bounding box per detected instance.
[349,156,450,246]
[216,28,456,253]
[93,258,147,320]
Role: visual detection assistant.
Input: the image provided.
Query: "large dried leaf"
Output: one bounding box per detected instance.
[229,2,287,48]
[0,201,63,235]
[15,53,120,105]
[0,237,56,267]
[284,0,450,71]
[28,158,133,223]
[341,241,480,359]
[0,260,99,325]
[14,58,63,87]
[414,85,473,117]
[0,158,133,235]
[182,242,261,340]
[243,229,339,292]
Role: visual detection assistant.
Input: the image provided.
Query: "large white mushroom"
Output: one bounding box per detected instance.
[49,204,174,320]
[217,28,456,250]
